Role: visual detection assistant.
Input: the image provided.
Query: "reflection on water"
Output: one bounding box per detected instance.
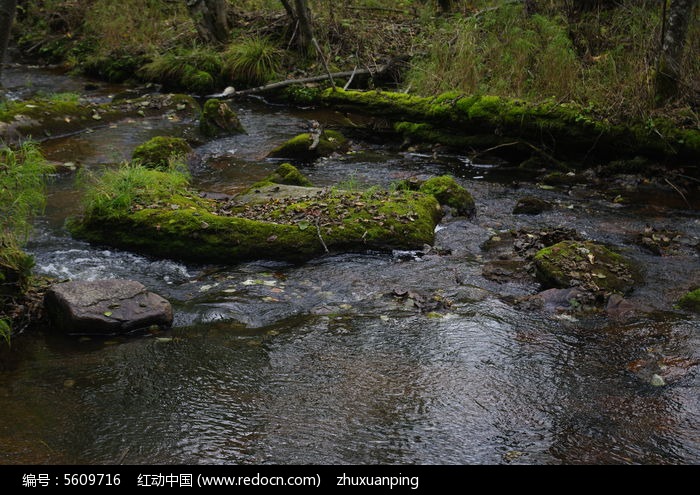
[1,310,697,464]
[1,66,698,464]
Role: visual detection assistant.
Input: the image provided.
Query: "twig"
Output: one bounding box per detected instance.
[315,220,329,253]
[312,37,335,89]
[674,173,700,184]
[664,177,692,209]
[287,20,299,50]
[469,141,521,160]
[343,66,357,90]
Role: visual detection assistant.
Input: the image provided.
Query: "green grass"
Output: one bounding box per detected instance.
[407,5,579,101]
[0,142,51,243]
[0,142,52,341]
[35,92,81,104]
[222,37,282,87]
[79,164,192,220]
[406,1,698,122]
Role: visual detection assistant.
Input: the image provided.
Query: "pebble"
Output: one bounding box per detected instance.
[649,374,666,387]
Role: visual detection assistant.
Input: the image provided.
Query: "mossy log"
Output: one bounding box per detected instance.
[319,89,700,162]
[68,165,443,264]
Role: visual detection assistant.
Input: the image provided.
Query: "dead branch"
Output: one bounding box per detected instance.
[345,6,408,14]
[343,66,358,90]
[223,66,387,97]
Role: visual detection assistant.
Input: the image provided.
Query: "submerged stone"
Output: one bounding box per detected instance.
[132,136,192,169]
[533,240,639,295]
[45,280,173,335]
[200,98,245,137]
[513,196,552,215]
[268,130,349,161]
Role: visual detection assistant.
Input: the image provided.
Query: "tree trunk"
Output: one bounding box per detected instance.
[293,0,314,55]
[0,0,17,85]
[437,0,457,13]
[656,0,697,104]
[523,0,537,16]
[185,0,229,45]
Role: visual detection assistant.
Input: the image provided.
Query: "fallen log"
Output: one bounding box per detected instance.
[219,66,387,98]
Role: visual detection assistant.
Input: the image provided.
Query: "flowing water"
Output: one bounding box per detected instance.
[1,66,698,464]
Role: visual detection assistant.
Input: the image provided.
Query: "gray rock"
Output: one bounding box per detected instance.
[45,280,173,335]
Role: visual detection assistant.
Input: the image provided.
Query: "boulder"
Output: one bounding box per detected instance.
[199,99,245,138]
[45,280,173,335]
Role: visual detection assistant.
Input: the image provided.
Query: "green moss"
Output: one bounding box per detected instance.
[281,85,323,105]
[200,99,245,138]
[319,89,700,161]
[250,163,313,189]
[81,52,148,83]
[138,48,223,94]
[132,136,192,170]
[268,130,349,161]
[678,289,700,313]
[534,240,639,295]
[419,176,475,216]
[69,167,442,264]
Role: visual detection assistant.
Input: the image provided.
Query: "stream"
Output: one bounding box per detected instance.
[1,65,698,464]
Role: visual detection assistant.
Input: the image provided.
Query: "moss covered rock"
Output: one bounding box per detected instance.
[68,166,442,264]
[534,240,639,295]
[418,176,475,217]
[132,136,192,170]
[250,163,313,189]
[678,289,700,313]
[268,130,349,162]
[200,99,245,138]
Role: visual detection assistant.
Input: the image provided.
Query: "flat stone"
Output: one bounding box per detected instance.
[45,280,173,335]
